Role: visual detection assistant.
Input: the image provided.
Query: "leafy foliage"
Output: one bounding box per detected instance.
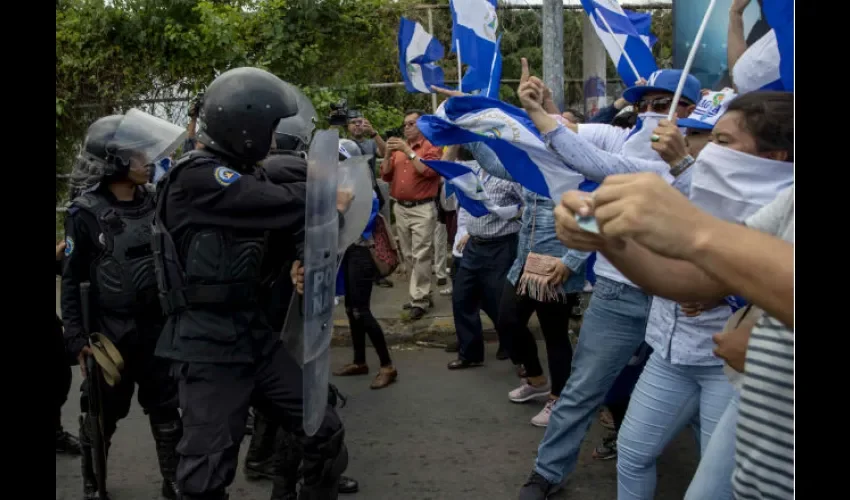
[56,0,673,201]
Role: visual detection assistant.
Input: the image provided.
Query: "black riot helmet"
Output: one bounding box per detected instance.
[69,110,186,197]
[196,67,299,166]
[80,110,187,177]
[81,115,124,167]
[273,82,318,154]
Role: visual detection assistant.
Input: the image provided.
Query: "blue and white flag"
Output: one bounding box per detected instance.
[450,0,498,91]
[398,17,445,94]
[460,34,503,98]
[152,157,171,183]
[418,96,584,201]
[423,159,520,219]
[623,8,658,50]
[763,0,793,91]
[580,0,657,85]
[730,29,783,94]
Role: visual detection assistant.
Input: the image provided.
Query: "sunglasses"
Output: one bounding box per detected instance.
[637,97,690,113]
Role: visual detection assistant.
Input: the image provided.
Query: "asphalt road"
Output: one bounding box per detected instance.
[56,343,698,500]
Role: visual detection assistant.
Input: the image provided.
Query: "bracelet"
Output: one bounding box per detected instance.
[670,155,695,177]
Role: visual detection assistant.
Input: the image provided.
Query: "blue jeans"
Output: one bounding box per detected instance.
[616,353,735,500]
[684,390,739,500]
[534,277,651,484]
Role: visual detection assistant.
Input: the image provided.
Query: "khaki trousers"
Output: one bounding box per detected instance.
[393,202,437,308]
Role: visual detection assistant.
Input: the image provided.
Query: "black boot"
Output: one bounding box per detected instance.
[337,476,359,494]
[56,426,81,455]
[299,427,348,500]
[151,418,183,499]
[79,415,111,500]
[270,430,303,500]
[244,409,281,480]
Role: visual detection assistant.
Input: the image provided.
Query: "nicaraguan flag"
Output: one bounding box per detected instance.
[580,0,657,85]
[762,0,793,91]
[623,8,658,50]
[423,159,520,219]
[418,96,585,201]
[451,0,498,91]
[398,17,445,94]
[460,34,503,98]
[153,157,171,183]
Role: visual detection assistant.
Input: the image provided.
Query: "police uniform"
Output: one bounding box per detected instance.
[246,150,359,499]
[152,67,347,500]
[62,186,181,499]
[62,110,187,500]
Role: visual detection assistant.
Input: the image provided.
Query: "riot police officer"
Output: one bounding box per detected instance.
[61,109,186,499]
[152,67,349,500]
[243,91,359,498]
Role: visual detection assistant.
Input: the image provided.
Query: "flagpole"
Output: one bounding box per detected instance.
[594,8,641,85]
[427,7,438,112]
[485,39,499,97]
[666,0,717,121]
[456,39,463,93]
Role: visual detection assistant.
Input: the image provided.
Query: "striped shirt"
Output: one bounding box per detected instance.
[733,186,794,500]
[458,160,523,239]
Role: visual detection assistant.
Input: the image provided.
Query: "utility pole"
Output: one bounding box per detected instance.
[542,0,565,112]
[582,15,608,117]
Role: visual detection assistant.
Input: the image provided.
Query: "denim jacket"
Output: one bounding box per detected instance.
[465,142,588,294]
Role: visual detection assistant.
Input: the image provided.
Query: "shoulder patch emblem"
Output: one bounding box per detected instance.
[64,237,74,257]
[214,166,241,186]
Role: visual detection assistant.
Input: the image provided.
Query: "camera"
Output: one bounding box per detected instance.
[328,99,349,127]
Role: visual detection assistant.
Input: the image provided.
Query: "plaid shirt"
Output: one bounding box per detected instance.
[458,160,523,239]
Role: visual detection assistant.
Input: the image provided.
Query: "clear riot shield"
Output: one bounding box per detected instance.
[336,154,374,254]
[111,108,187,165]
[301,129,340,436]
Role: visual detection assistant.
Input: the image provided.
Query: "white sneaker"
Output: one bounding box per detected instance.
[508,380,551,403]
[439,286,453,296]
[531,399,556,427]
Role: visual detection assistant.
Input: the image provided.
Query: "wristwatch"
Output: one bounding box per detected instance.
[407,151,417,161]
[369,131,378,139]
[670,155,695,177]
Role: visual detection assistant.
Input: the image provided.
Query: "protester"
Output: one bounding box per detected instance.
[515,66,701,499]
[346,109,394,289]
[433,207,450,287]
[439,144,523,372]
[553,91,793,500]
[334,145,398,390]
[554,176,793,500]
[443,205,469,353]
[437,178,459,296]
[380,109,443,320]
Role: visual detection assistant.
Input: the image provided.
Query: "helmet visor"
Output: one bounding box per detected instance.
[111,108,187,165]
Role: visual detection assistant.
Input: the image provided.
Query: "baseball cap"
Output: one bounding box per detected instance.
[678,88,737,130]
[622,69,702,107]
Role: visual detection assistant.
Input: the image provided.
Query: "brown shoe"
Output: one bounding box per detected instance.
[333,363,369,376]
[370,366,398,389]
